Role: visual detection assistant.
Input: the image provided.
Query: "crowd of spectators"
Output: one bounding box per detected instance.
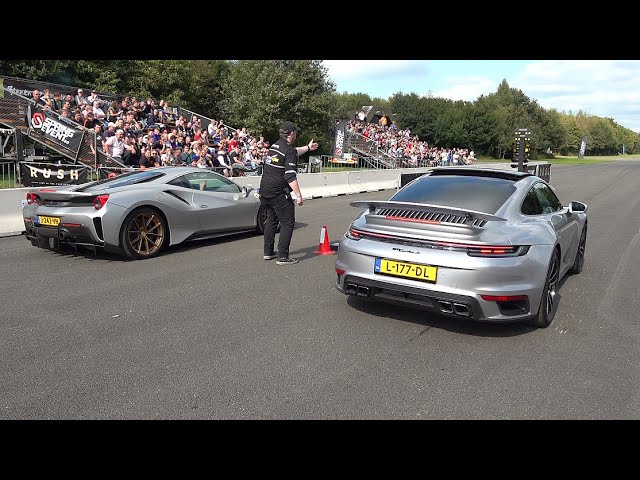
[348,112,476,167]
[31,88,266,176]
[31,87,477,175]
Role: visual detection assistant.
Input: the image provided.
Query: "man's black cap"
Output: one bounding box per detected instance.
[279,121,300,135]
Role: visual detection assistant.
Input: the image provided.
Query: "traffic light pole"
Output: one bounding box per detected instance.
[511,128,531,172]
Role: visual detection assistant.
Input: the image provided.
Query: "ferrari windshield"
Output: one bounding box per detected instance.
[77,170,167,192]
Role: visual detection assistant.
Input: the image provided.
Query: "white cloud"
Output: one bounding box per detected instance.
[322,60,428,82]
[428,77,497,102]
[514,60,640,131]
[324,60,640,132]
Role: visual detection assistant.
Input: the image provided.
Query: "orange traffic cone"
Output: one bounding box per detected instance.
[314,225,336,255]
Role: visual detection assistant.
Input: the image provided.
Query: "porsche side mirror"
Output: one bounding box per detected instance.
[569,201,587,214]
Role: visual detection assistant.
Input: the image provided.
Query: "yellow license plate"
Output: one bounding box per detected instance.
[374,258,437,283]
[38,216,60,226]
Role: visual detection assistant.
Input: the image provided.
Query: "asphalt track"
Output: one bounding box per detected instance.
[1,161,640,420]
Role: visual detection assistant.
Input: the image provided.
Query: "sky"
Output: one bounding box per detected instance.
[322,60,640,133]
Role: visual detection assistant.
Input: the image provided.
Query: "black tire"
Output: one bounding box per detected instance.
[569,224,587,274]
[256,206,280,235]
[256,206,267,235]
[529,249,560,328]
[119,207,167,260]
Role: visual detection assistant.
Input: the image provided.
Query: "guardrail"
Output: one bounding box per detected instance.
[0,162,551,237]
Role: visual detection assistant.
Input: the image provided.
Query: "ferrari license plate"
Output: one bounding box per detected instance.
[38,216,60,227]
[374,258,437,283]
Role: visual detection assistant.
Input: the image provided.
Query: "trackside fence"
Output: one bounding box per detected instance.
[0,160,17,188]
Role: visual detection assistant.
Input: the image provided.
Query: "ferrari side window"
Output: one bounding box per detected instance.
[521,188,543,215]
[167,176,191,188]
[183,172,241,193]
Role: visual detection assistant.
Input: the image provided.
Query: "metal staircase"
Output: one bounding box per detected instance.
[346,130,398,169]
[0,87,124,169]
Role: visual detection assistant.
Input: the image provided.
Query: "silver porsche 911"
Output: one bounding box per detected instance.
[335,168,588,328]
[22,167,266,260]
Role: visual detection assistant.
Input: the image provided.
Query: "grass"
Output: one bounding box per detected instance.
[0,173,16,189]
[477,154,639,165]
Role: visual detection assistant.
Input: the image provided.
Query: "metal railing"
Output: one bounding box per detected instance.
[175,106,238,138]
[0,160,17,188]
[345,130,398,169]
[0,87,125,170]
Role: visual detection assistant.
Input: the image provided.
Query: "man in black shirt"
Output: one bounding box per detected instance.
[32,90,47,108]
[259,121,318,265]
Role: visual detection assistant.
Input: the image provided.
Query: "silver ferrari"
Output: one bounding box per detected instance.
[22,166,266,260]
[335,167,588,328]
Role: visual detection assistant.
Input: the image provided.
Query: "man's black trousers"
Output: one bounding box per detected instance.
[261,193,295,259]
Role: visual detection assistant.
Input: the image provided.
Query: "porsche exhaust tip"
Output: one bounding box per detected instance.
[345,283,370,298]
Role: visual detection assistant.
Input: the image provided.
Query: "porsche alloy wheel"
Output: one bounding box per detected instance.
[570,225,587,274]
[120,208,166,259]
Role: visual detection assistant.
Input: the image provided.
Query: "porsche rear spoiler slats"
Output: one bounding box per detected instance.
[350,200,506,224]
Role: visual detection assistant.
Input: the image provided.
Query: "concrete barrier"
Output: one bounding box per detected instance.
[348,169,409,193]
[0,187,28,237]
[0,164,551,237]
[233,170,401,199]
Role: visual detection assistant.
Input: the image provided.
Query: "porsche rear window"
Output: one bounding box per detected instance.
[392,175,516,214]
[77,171,166,192]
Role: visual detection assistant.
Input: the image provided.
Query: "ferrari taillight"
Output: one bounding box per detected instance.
[93,194,109,210]
[26,193,42,205]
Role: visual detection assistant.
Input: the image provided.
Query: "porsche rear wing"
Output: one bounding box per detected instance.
[350,200,506,233]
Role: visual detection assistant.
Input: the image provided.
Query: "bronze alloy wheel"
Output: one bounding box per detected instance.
[125,210,165,258]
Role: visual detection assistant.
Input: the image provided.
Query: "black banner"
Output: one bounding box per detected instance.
[0,75,119,102]
[333,120,347,159]
[20,162,88,187]
[27,104,85,155]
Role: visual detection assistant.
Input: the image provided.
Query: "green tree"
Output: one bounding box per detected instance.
[332,92,374,120]
[558,113,583,155]
[466,95,499,155]
[221,60,336,150]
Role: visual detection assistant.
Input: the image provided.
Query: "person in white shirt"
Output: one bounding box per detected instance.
[93,101,107,122]
[104,129,126,159]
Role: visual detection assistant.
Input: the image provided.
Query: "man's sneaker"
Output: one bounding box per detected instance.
[276,257,299,265]
[263,253,278,260]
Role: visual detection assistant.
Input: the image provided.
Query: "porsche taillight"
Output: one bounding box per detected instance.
[466,245,529,257]
[93,194,109,210]
[481,295,529,302]
[345,226,362,240]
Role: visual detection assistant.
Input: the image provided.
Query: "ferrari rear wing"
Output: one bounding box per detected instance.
[30,187,94,201]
